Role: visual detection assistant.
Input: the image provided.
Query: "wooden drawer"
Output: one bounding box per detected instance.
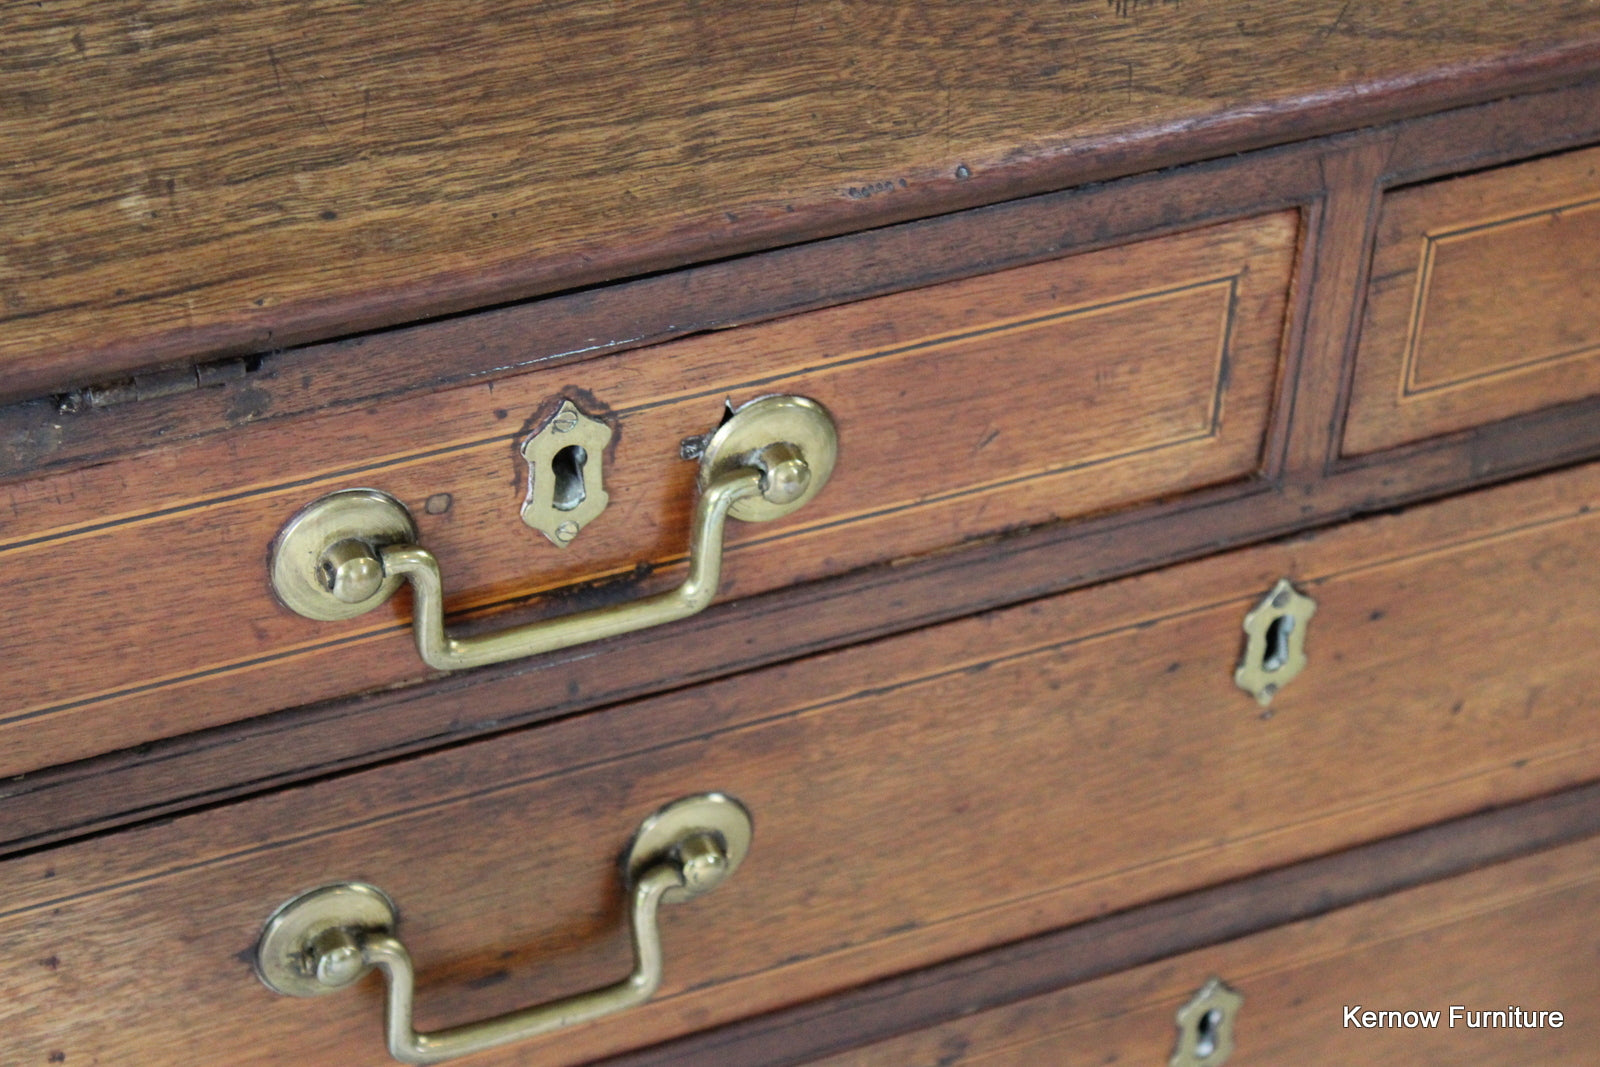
[5,458,1599,1065]
[0,210,1296,777]
[1343,143,1600,456]
[818,830,1600,1066]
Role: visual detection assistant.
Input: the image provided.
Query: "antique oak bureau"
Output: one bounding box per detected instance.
[6,3,1600,1064]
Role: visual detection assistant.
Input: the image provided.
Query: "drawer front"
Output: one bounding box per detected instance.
[819,832,1600,1066]
[0,211,1296,776]
[1343,143,1600,455]
[4,460,1599,1065]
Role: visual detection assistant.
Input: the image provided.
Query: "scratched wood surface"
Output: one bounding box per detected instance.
[13,86,1600,855]
[0,211,1295,778]
[1343,143,1600,455]
[817,833,1600,1066]
[6,459,1600,1065]
[8,78,1600,490]
[603,781,1600,1066]
[5,2,1600,401]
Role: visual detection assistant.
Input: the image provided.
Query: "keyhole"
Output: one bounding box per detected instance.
[1194,1007,1224,1059]
[551,445,588,512]
[1261,613,1294,673]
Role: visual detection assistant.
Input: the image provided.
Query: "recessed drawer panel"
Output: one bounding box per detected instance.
[1343,144,1600,455]
[5,460,1599,1065]
[0,211,1296,776]
[822,833,1600,1066]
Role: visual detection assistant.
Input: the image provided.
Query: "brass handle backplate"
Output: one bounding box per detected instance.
[269,394,837,670]
[255,793,753,1065]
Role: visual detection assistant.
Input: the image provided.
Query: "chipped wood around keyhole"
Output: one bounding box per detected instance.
[520,399,613,547]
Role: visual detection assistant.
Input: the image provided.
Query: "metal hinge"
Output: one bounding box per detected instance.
[55,355,255,413]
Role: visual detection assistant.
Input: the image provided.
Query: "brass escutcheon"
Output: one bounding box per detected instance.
[1233,578,1317,707]
[519,398,613,547]
[1170,977,1243,1067]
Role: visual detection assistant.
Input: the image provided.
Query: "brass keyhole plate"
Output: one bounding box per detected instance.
[521,399,614,547]
[1170,977,1243,1066]
[1234,578,1317,707]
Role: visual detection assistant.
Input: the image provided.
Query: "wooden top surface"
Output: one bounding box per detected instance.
[5,1,1600,401]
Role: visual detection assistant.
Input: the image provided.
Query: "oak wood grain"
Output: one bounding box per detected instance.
[0,212,1295,777]
[11,76,1600,488]
[1344,143,1600,455]
[5,2,1600,400]
[1279,139,1387,480]
[817,831,1600,1065]
[1,137,1325,484]
[602,779,1600,1067]
[5,458,1600,1064]
[12,384,1600,855]
[10,83,1600,855]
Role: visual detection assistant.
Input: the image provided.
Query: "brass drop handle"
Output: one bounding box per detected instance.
[256,793,753,1065]
[270,395,837,671]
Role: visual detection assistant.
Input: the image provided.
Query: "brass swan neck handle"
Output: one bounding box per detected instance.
[256,793,753,1065]
[269,395,837,671]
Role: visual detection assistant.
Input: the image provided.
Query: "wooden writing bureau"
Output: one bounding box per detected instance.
[5,3,1600,1063]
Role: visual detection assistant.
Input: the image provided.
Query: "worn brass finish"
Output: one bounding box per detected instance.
[519,399,614,547]
[1233,578,1317,706]
[698,394,838,522]
[254,792,752,1065]
[379,465,760,670]
[256,882,400,998]
[623,792,753,902]
[270,489,418,621]
[267,394,837,670]
[1170,977,1243,1067]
